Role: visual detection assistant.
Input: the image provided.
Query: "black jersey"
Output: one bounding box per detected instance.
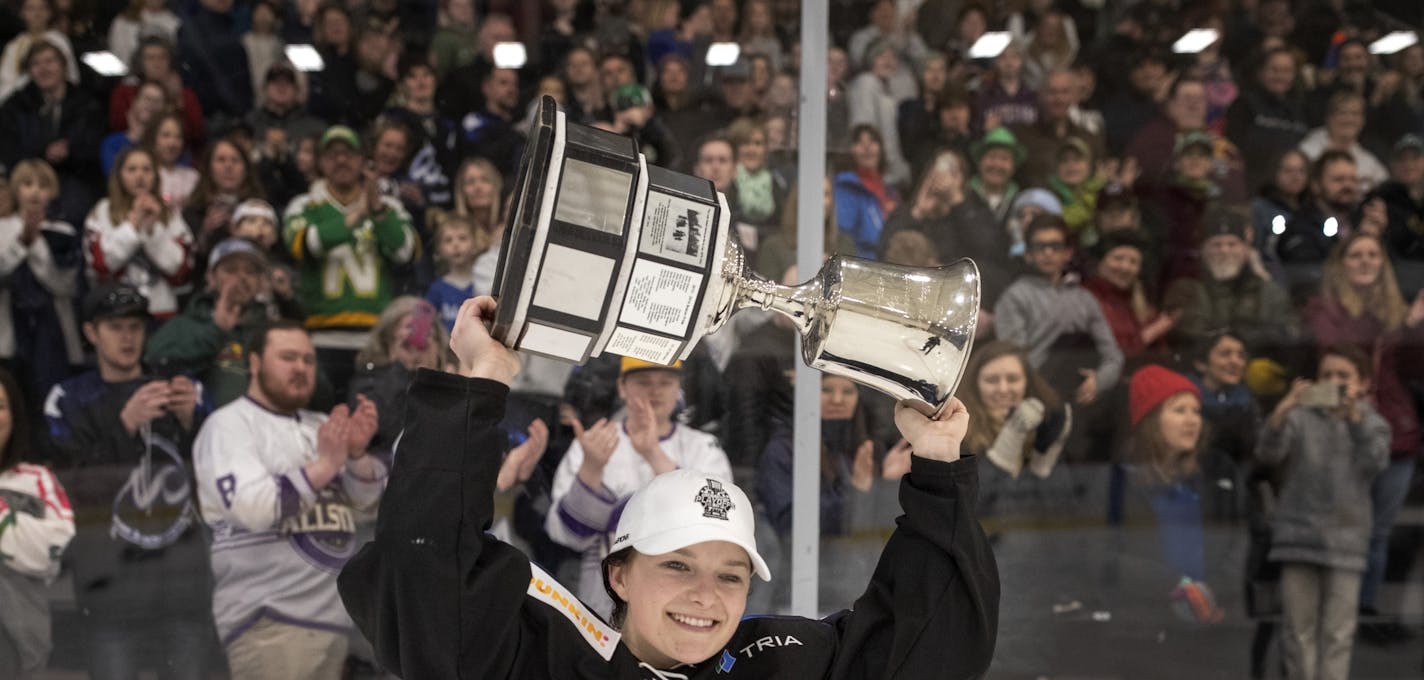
[339,370,999,679]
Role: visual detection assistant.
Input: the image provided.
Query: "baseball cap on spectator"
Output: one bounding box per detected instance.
[1174,131,1214,156]
[319,125,363,153]
[613,84,652,111]
[1010,187,1063,217]
[619,356,683,377]
[1129,365,1200,428]
[1096,182,1137,213]
[265,61,298,85]
[232,198,276,227]
[971,127,1026,165]
[208,237,269,271]
[1056,136,1093,162]
[1392,133,1424,158]
[1199,203,1250,243]
[716,58,752,82]
[83,283,150,322]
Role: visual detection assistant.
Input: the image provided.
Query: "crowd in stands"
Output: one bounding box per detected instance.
[1,0,1424,678]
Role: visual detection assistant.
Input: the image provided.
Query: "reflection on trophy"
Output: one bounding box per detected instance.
[491,96,980,414]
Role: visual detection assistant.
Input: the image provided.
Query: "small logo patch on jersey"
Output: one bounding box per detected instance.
[694,479,733,520]
[718,649,736,673]
[528,562,621,660]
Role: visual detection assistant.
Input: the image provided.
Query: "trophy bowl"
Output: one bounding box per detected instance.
[490,96,980,415]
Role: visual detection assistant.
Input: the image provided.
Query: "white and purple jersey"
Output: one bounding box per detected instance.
[193,396,387,644]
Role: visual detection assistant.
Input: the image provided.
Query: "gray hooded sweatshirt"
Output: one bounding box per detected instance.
[1256,401,1390,571]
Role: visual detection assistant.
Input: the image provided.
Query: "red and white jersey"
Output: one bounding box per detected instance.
[84,198,193,318]
[0,463,76,581]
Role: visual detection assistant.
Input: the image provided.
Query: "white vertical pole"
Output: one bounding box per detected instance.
[791,1,828,618]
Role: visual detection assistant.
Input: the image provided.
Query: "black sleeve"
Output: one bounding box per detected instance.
[339,369,531,679]
[825,454,1000,680]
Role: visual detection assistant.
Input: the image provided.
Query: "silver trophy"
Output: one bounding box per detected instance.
[491,97,980,414]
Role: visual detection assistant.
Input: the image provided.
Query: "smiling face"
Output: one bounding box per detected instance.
[608,543,752,669]
[736,129,766,173]
[1096,244,1142,290]
[977,354,1027,421]
[1197,335,1246,389]
[372,127,409,176]
[977,147,1015,190]
[1157,392,1202,453]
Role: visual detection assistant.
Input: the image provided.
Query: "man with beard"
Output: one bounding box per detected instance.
[1164,204,1300,358]
[43,283,214,678]
[1372,134,1424,298]
[194,320,386,679]
[284,125,417,402]
[147,237,299,407]
[1277,150,1388,301]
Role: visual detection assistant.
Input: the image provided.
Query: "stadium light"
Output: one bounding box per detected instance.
[81,51,126,77]
[1172,29,1220,54]
[494,42,527,69]
[1370,31,1419,55]
[285,44,325,72]
[968,32,1011,60]
[706,42,740,67]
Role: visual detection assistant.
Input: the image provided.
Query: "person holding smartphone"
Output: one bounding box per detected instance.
[42,284,215,678]
[1256,345,1390,680]
[339,296,999,679]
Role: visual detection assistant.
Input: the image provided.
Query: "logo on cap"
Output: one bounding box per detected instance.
[694,479,734,520]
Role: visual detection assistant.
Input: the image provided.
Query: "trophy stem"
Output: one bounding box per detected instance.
[706,240,821,338]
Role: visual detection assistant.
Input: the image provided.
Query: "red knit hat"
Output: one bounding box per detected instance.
[1129,365,1201,428]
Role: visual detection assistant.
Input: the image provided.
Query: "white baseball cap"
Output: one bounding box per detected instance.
[608,470,771,582]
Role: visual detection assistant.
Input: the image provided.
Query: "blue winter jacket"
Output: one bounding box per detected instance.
[833,171,889,259]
